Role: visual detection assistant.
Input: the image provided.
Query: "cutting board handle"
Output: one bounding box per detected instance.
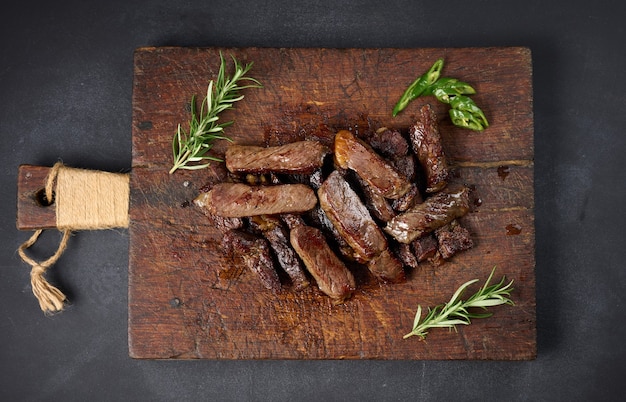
[16,163,130,314]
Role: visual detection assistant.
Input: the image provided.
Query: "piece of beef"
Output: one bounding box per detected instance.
[306,206,358,261]
[249,215,310,291]
[435,219,474,260]
[409,104,449,193]
[391,183,423,213]
[392,242,420,270]
[222,230,281,292]
[391,153,419,183]
[193,195,244,232]
[225,141,330,175]
[366,127,409,157]
[412,234,439,262]
[318,170,388,263]
[367,248,406,283]
[351,173,396,223]
[384,186,471,244]
[281,213,305,230]
[289,224,356,303]
[194,183,317,218]
[334,130,411,199]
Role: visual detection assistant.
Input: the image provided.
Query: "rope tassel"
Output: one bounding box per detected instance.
[17,162,130,314]
[18,229,71,313]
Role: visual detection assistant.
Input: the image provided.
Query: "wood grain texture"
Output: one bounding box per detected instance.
[129,47,535,360]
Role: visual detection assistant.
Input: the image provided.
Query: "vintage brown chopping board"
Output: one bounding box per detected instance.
[129,46,535,359]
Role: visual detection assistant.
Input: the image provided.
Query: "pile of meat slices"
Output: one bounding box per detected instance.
[194,104,474,303]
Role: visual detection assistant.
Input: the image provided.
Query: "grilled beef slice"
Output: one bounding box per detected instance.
[352,173,396,223]
[409,104,450,193]
[412,234,439,262]
[195,182,317,218]
[366,127,409,158]
[334,130,411,199]
[367,248,405,283]
[249,215,310,291]
[384,186,471,244]
[290,224,356,303]
[193,194,244,232]
[225,141,330,175]
[222,230,281,292]
[318,170,388,263]
[435,219,474,260]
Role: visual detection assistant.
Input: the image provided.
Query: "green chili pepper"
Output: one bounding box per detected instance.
[422,77,457,96]
[432,87,459,104]
[392,75,427,117]
[391,57,489,131]
[392,58,444,117]
[450,95,489,127]
[449,108,486,131]
[425,77,476,97]
[422,58,445,87]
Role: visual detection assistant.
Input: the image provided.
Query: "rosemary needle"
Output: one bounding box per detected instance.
[169,53,262,174]
[404,267,514,340]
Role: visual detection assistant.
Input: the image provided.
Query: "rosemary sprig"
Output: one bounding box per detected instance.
[404,267,514,340]
[169,53,262,174]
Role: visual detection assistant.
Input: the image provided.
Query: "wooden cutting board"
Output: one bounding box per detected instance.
[129,46,535,359]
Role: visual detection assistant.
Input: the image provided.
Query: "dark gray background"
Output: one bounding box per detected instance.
[1,0,624,400]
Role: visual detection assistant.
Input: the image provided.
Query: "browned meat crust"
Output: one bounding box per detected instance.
[195,182,317,218]
[384,186,471,244]
[334,130,411,199]
[409,104,449,193]
[318,170,388,263]
[289,224,355,303]
[225,141,330,175]
[222,230,281,292]
[412,234,438,262]
[352,173,396,223]
[367,248,405,283]
[435,220,474,260]
[249,215,310,291]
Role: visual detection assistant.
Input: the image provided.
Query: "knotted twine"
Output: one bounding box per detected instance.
[18,162,129,314]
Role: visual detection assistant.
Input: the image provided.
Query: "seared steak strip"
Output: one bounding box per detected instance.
[435,219,474,260]
[384,186,471,244]
[334,130,411,199]
[194,198,244,232]
[366,127,409,158]
[412,234,439,262]
[318,170,388,263]
[391,183,423,213]
[367,248,405,283]
[249,215,310,291]
[352,172,396,223]
[392,242,420,270]
[222,230,281,292]
[290,224,356,303]
[225,141,330,175]
[409,104,450,193]
[195,182,317,218]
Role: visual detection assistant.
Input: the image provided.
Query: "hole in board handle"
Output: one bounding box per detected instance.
[34,188,55,207]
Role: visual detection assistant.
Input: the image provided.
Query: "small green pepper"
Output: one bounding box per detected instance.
[425,77,476,97]
[449,108,486,131]
[392,58,444,117]
[450,95,489,127]
[391,57,489,131]
[432,87,459,104]
[392,75,427,117]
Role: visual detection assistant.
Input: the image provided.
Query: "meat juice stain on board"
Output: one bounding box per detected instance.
[497,165,510,180]
[506,223,522,235]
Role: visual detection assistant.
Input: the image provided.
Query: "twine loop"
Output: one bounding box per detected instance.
[18,162,129,314]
